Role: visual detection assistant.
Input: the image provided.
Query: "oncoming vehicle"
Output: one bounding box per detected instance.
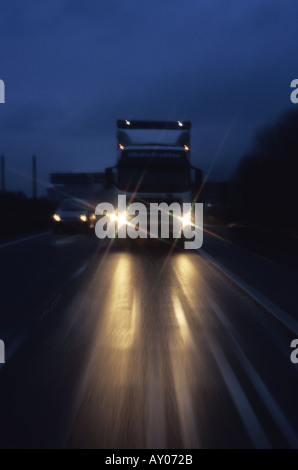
[52,199,96,234]
[103,120,203,245]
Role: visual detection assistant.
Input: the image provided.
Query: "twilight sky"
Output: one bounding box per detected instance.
[0,0,297,195]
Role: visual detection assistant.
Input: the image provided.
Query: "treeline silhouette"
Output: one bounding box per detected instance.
[235,108,298,230]
[0,192,56,239]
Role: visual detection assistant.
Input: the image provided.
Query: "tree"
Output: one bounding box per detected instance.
[235,108,298,228]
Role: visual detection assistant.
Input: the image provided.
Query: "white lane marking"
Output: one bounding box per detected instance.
[210,300,298,449]
[70,262,89,280]
[0,231,51,249]
[200,249,298,336]
[52,236,78,246]
[147,343,166,449]
[170,351,201,449]
[206,334,271,449]
[170,296,200,449]
[172,294,195,349]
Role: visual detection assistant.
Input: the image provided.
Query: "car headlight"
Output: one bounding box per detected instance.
[80,215,88,222]
[53,214,61,222]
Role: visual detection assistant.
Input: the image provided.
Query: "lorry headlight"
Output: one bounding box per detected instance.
[53,214,61,222]
[109,212,118,222]
[181,213,192,229]
[80,215,88,222]
[117,212,128,227]
[108,211,129,227]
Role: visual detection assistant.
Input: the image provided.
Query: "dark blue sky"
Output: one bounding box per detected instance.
[0,0,297,195]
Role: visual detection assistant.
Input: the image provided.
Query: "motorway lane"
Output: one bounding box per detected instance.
[0,232,101,347]
[0,231,297,448]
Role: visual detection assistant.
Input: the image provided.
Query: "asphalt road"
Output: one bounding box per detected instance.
[0,228,297,449]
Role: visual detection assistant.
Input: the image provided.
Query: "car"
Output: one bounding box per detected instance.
[52,199,96,234]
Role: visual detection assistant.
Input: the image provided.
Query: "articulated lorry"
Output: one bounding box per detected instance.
[103,120,203,245]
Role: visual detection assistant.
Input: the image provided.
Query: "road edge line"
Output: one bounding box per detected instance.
[0,231,51,249]
[200,249,298,336]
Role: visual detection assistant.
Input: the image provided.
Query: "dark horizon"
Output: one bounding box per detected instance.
[0,0,297,195]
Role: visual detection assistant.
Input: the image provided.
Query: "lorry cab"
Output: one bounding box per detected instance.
[104,120,203,242]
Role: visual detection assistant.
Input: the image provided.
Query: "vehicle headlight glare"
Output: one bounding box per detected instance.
[117,212,127,227]
[108,211,128,227]
[181,213,192,229]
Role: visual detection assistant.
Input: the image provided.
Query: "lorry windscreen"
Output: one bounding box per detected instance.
[117,168,191,193]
